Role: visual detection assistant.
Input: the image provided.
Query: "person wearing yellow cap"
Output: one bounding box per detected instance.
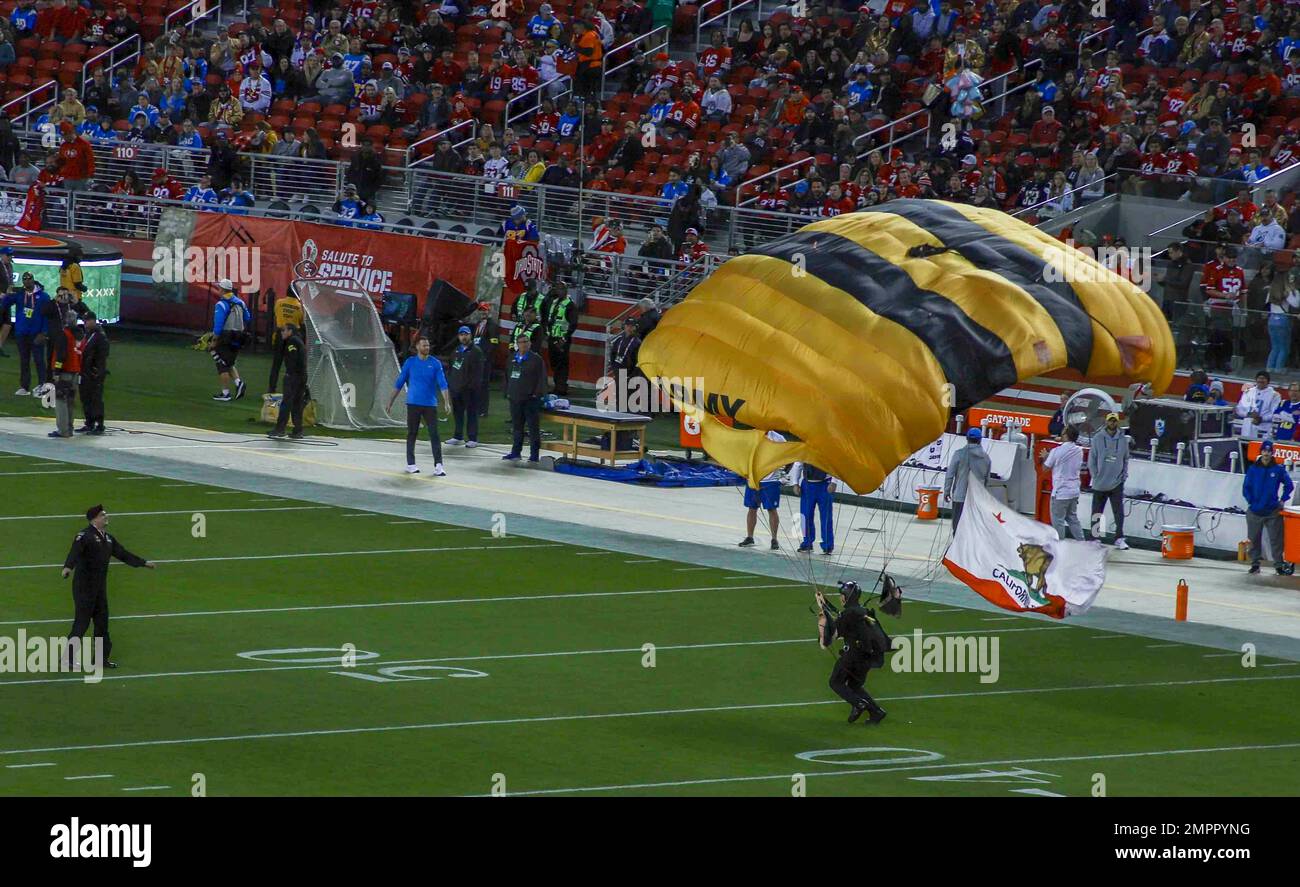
[1087,412,1131,550]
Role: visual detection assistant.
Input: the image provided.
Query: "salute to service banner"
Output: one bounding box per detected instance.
[190,214,483,315]
[943,482,1107,619]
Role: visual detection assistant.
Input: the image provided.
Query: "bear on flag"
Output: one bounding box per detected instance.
[942,482,1107,619]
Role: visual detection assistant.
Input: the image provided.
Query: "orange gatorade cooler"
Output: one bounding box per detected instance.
[1282,508,1300,563]
[1161,525,1196,560]
[916,486,941,520]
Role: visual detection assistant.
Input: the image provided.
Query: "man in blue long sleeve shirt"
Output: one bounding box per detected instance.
[387,334,452,476]
[1243,440,1295,575]
[7,274,50,394]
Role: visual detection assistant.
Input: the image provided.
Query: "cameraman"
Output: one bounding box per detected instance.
[209,279,251,402]
[44,287,81,439]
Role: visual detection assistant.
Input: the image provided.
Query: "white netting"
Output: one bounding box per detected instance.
[295,279,405,430]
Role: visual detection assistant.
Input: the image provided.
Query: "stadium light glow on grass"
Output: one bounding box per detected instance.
[1,453,1298,797]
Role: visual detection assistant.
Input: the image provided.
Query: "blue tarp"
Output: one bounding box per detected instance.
[553,458,743,488]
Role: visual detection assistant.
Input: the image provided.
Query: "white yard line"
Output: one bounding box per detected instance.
[4,672,1297,757]
[491,740,1300,797]
[63,774,114,781]
[0,469,108,477]
[160,483,196,488]
[0,583,803,628]
[1089,635,1132,640]
[5,762,54,769]
[0,543,562,572]
[1145,643,1184,649]
[0,506,332,522]
[0,627,1063,687]
[121,786,170,792]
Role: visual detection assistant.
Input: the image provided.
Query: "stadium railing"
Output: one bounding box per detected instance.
[402,118,480,169]
[1147,162,1300,253]
[695,0,756,52]
[4,81,59,129]
[1163,299,1295,376]
[80,34,142,97]
[602,252,721,340]
[1008,172,1119,221]
[165,0,222,33]
[602,26,670,98]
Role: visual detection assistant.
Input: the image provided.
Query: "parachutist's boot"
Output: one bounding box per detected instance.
[862,692,887,725]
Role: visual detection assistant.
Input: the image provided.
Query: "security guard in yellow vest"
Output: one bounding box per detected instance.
[511,279,547,322]
[543,282,578,396]
[268,289,305,393]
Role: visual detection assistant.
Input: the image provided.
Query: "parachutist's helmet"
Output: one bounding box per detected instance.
[837,581,862,607]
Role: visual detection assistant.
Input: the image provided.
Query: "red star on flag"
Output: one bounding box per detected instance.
[993,512,1006,524]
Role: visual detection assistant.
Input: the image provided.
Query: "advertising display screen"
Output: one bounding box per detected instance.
[12,256,123,324]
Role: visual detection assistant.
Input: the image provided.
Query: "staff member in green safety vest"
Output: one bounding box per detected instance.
[542,281,578,396]
[511,278,546,322]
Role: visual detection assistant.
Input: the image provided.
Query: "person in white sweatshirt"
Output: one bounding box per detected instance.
[1042,425,1084,540]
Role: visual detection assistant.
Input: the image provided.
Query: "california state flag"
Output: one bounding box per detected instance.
[942,482,1107,619]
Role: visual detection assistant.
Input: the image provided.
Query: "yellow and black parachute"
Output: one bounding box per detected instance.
[638,200,1174,495]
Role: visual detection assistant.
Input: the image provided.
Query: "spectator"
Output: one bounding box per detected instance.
[239,63,273,114]
[1265,276,1300,374]
[1242,441,1294,576]
[333,183,363,225]
[316,53,356,106]
[1086,412,1130,550]
[1044,426,1084,540]
[1237,371,1282,440]
[346,142,385,204]
[55,122,94,192]
[206,131,240,189]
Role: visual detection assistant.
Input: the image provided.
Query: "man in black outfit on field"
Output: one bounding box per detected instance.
[62,505,155,669]
[268,322,307,439]
[818,580,888,724]
[76,311,109,435]
[502,331,547,463]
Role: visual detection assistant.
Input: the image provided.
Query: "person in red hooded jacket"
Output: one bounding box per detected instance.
[16,161,64,232]
[56,122,95,191]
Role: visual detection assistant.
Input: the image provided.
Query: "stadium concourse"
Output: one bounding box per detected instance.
[2,414,1298,661]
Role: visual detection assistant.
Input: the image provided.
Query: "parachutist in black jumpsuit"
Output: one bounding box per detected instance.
[63,512,151,668]
[826,583,888,724]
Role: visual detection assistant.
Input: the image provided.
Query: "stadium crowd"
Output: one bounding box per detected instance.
[4,0,1300,347]
[0,1,1296,222]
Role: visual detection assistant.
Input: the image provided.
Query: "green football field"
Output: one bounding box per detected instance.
[2,450,1299,797]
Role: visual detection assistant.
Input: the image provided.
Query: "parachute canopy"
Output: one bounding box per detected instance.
[638,200,1174,494]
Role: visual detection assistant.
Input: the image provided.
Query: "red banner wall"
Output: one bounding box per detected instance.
[189,215,484,315]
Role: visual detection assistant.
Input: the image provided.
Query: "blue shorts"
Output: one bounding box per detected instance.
[744,481,781,510]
